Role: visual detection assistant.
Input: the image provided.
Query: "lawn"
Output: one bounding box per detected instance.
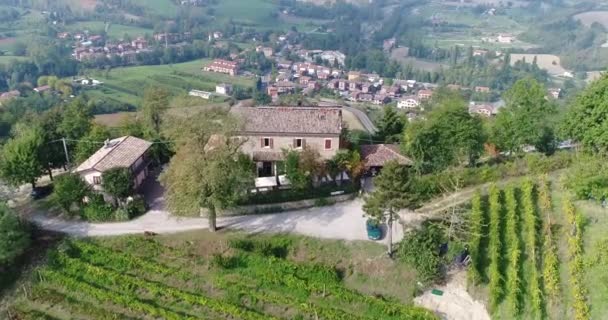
[213,0,280,27]
[65,21,153,39]
[6,232,436,319]
[82,59,255,106]
[0,55,28,65]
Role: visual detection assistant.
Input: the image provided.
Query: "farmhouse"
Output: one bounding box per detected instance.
[497,33,515,43]
[233,106,342,178]
[203,59,239,76]
[75,136,153,192]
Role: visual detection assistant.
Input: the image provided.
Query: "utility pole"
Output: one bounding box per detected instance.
[61,138,71,168]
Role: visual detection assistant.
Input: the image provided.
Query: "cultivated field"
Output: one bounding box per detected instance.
[574,11,608,28]
[510,54,569,76]
[82,59,255,107]
[7,232,436,319]
[65,21,152,39]
[467,177,606,320]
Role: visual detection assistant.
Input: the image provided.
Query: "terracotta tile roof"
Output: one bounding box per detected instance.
[75,136,152,173]
[360,144,412,167]
[233,106,342,135]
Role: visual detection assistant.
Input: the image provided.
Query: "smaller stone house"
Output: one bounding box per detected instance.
[75,136,153,192]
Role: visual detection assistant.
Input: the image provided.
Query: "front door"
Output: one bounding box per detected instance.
[259,161,273,177]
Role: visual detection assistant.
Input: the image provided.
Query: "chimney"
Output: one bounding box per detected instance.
[104,139,111,147]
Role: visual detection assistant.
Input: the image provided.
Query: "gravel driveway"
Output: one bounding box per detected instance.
[29,197,403,246]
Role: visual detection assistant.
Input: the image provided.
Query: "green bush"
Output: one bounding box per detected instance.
[564,155,608,202]
[125,197,147,219]
[241,182,357,205]
[82,202,114,222]
[0,204,30,267]
[407,151,575,207]
[113,209,130,222]
[397,223,446,283]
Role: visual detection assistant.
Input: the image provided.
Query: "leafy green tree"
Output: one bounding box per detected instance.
[376,106,406,143]
[0,204,30,268]
[397,223,445,283]
[253,91,272,106]
[0,127,45,188]
[36,109,67,179]
[160,109,255,232]
[491,78,556,155]
[59,98,93,141]
[102,168,134,207]
[53,173,90,214]
[284,150,310,190]
[141,87,169,135]
[562,73,608,154]
[74,124,112,164]
[403,92,484,173]
[363,161,414,254]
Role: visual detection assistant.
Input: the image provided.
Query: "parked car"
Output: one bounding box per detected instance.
[366,219,382,240]
[30,185,53,200]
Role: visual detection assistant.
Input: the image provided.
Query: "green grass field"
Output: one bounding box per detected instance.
[65,21,153,39]
[213,0,277,26]
[82,59,255,106]
[7,232,436,319]
[0,55,28,65]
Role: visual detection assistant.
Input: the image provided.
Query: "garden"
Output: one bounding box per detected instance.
[6,232,437,320]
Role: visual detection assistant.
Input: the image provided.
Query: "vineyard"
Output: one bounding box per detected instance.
[6,234,437,320]
[466,178,596,319]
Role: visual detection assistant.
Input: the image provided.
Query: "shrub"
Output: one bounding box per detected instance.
[241,182,357,205]
[397,223,445,283]
[125,197,147,219]
[113,209,130,222]
[82,195,114,222]
[0,204,30,267]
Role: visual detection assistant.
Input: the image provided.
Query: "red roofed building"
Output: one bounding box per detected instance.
[203,59,239,76]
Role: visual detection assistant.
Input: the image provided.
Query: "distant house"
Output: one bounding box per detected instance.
[256,46,274,58]
[34,85,52,93]
[397,96,420,109]
[469,104,496,117]
[337,80,349,91]
[131,37,148,50]
[203,59,239,76]
[548,88,562,99]
[497,34,515,43]
[417,89,433,100]
[216,83,233,95]
[475,86,491,93]
[447,84,462,91]
[75,136,153,192]
[383,38,396,52]
[189,90,212,99]
[348,81,361,92]
[233,106,342,178]
[347,71,361,81]
[473,49,488,57]
[277,59,293,69]
[372,94,390,105]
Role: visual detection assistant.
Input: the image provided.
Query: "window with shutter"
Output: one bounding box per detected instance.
[325,139,332,150]
[263,138,271,148]
[295,138,303,149]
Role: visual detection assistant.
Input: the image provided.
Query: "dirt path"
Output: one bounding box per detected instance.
[415,271,490,320]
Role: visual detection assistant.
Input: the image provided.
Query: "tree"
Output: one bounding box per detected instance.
[562,73,608,154]
[36,109,67,179]
[160,109,254,232]
[53,173,90,214]
[102,168,134,206]
[59,98,93,141]
[403,91,485,173]
[363,161,413,254]
[0,204,30,268]
[491,78,556,155]
[376,106,406,143]
[0,127,45,188]
[141,87,169,135]
[74,124,112,164]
